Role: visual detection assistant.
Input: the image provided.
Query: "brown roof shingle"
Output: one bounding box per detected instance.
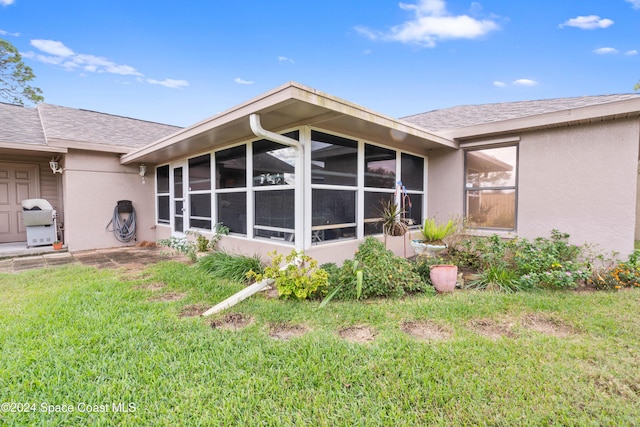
[402,94,640,132]
[37,104,181,149]
[0,102,47,145]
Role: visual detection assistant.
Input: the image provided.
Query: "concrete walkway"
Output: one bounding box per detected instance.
[0,246,180,274]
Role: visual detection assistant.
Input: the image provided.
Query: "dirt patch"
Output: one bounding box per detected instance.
[338,325,376,343]
[468,318,516,339]
[179,304,209,318]
[262,285,280,299]
[148,291,186,302]
[268,323,309,340]
[211,313,254,331]
[401,320,451,341]
[520,313,576,337]
[135,282,166,291]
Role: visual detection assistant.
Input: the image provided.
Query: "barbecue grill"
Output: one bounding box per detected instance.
[21,199,58,248]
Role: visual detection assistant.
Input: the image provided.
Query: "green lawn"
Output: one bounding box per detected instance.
[1,262,639,426]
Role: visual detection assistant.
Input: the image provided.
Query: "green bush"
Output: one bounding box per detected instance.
[248,250,328,300]
[448,230,590,291]
[197,251,263,284]
[326,237,424,299]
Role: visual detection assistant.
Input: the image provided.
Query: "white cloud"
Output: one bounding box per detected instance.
[234,77,254,85]
[626,0,640,9]
[278,56,295,63]
[593,47,618,54]
[0,0,15,6]
[0,29,20,36]
[492,81,506,87]
[356,0,499,48]
[513,79,538,86]
[559,15,614,30]
[626,50,638,56]
[25,38,188,89]
[147,78,189,89]
[30,39,75,57]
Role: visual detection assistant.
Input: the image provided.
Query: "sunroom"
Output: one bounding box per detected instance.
[121,82,457,264]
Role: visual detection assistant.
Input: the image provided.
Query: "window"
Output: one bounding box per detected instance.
[156,165,170,225]
[310,131,358,243]
[365,144,396,188]
[311,131,357,186]
[400,153,424,227]
[252,134,297,242]
[465,146,518,230]
[188,154,211,230]
[215,146,247,234]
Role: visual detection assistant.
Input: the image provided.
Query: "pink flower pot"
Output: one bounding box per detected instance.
[430,265,458,293]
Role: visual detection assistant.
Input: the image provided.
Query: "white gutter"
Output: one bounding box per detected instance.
[249,113,305,250]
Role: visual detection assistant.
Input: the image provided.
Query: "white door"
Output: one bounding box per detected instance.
[0,162,40,243]
[171,162,187,235]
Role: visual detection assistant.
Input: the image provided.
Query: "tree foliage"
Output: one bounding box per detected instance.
[0,38,44,105]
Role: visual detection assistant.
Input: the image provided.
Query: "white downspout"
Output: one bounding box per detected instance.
[249,113,305,250]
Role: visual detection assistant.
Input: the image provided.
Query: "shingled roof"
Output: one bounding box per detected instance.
[37,104,182,149]
[0,102,182,152]
[0,102,47,145]
[401,94,640,132]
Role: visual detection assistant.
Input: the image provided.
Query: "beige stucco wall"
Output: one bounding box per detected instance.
[518,120,640,257]
[63,150,156,251]
[426,148,464,221]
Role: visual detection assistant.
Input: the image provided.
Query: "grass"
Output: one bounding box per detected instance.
[1,262,639,426]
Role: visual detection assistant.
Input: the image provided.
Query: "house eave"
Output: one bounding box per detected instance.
[120,82,457,165]
[47,138,133,154]
[0,141,68,156]
[444,97,640,141]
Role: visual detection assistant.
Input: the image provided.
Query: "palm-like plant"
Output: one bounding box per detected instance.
[421,218,456,244]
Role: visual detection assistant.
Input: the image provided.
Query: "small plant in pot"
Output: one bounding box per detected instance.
[412,217,456,258]
[379,199,410,247]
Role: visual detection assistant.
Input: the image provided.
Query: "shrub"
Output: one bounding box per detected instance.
[591,250,640,290]
[247,250,328,300]
[449,230,590,291]
[157,236,197,262]
[511,230,589,290]
[197,251,263,284]
[326,237,424,299]
[467,265,529,293]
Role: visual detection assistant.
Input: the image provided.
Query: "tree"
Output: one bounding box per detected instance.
[0,38,44,105]
[635,81,640,91]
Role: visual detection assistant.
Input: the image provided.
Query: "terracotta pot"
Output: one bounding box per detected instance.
[430,264,458,293]
[52,242,63,250]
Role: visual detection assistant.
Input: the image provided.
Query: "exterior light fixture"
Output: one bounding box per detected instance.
[139,164,147,184]
[49,158,63,174]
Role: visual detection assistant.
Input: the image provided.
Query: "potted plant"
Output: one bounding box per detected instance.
[378,199,410,249]
[429,263,458,293]
[411,217,456,258]
[52,240,63,250]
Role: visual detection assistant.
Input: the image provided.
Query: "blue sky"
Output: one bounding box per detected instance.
[1,0,639,127]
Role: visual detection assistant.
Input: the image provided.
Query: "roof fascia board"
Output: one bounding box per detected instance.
[0,141,67,153]
[47,138,131,154]
[448,98,640,140]
[122,82,457,164]
[121,83,298,164]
